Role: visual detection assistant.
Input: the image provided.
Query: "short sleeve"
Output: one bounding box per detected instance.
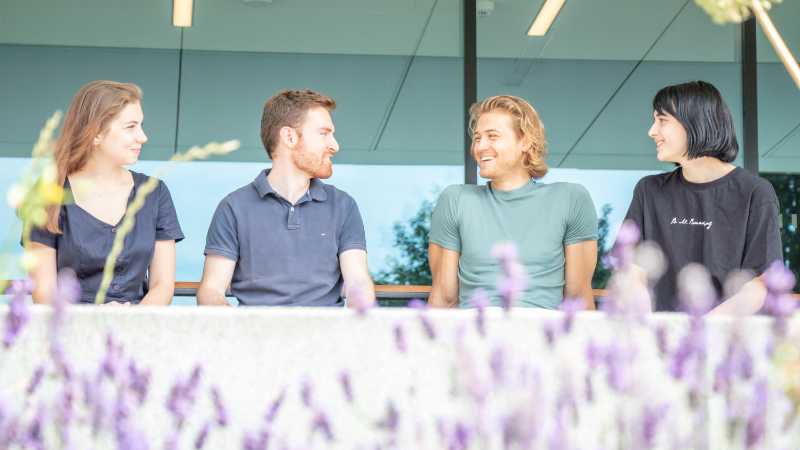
[741,181,783,275]
[28,223,58,248]
[564,183,598,245]
[204,198,239,261]
[155,181,184,242]
[429,185,462,252]
[338,196,367,254]
[623,178,646,237]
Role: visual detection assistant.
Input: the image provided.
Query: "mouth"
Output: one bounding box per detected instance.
[478,155,495,163]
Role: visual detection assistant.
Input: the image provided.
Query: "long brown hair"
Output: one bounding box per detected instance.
[45,80,142,233]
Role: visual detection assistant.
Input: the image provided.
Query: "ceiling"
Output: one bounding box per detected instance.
[0,0,798,172]
[1,0,797,61]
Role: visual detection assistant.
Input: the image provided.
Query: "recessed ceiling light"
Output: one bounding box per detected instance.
[527,0,566,36]
[173,0,194,28]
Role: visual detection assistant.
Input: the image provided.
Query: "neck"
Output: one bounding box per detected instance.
[679,157,735,183]
[70,157,129,184]
[490,171,532,191]
[267,161,312,204]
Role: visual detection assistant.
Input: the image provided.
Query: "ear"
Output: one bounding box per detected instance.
[279,126,297,148]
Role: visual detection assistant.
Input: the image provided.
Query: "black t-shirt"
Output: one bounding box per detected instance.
[623,167,782,312]
[27,171,184,304]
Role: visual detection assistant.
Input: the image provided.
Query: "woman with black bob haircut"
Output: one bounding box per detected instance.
[621,80,782,314]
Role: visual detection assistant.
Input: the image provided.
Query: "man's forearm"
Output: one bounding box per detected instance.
[197,287,231,306]
[139,281,174,306]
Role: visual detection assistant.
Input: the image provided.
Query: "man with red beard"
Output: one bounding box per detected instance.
[198,90,375,307]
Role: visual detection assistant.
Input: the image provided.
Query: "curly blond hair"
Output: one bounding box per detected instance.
[469,95,548,179]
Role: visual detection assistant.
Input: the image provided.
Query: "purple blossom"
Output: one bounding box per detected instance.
[471,289,489,337]
[3,279,32,348]
[311,409,334,442]
[605,220,640,270]
[115,423,149,450]
[640,403,669,448]
[242,429,270,450]
[338,371,354,404]
[128,361,151,406]
[449,421,471,450]
[559,298,585,333]
[491,242,528,311]
[409,299,436,340]
[210,385,228,427]
[762,260,796,293]
[194,421,210,449]
[377,401,399,433]
[347,285,374,316]
[22,402,45,450]
[300,377,314,408]
[655,325,669,356]
[489,345,506,385]
[745,380,768,448]
[392,323,407,353]
[166,365,204,429]
[26,364,46,397]
[264,387,286,423]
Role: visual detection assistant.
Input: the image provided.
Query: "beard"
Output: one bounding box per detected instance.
[292,143,333,179]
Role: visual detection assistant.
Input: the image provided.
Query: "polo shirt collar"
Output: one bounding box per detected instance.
[253,169,328,202]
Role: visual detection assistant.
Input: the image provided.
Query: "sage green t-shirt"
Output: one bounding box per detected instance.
[429,180,598,309]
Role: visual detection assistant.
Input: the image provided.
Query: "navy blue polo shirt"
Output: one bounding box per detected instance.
[204,169,367,306]
[28,171,184,304]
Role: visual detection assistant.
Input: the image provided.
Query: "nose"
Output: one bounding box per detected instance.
[473,137,488,152]
[139,127,148,144]
[329,135,339,153]
[647,121,658,140]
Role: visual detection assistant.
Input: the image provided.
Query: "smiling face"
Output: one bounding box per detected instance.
[648,110,688,164]
[291,107,339,179]
[472,111,527,181]
[94,102,147,167]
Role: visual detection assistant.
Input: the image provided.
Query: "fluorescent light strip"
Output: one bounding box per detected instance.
[173,0,194,27]
[527,0,566,36]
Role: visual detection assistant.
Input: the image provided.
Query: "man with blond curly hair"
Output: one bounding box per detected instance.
[428,95,598,309]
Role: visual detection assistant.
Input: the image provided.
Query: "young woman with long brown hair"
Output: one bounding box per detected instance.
[26,80,184,305]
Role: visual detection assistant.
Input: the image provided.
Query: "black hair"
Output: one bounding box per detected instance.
[652,80,738,162]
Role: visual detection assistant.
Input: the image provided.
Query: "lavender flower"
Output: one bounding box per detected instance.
[491,242,528,311]
[3,279,32,348]
[264,387,286,423]
[471,289,489,338]
[745,380,768,448]
[377,401,399,433]
[26,365,46,397]
[606,220,640,270]
[559,298,585,333]
[347,285,374,316]
[677,264,716,316]
[166,365,204,429]
[392,323,407,354]
[311,409,334,442]
[194,421,210,449]
[242,429,270,450]
[210,385,229,427]
[409,299,436,340]
[640,403,669,448]
[339,371,354,404]
[300,377,314,408]
[449,421,471,450]
[128,361,151,406]
[489,345,506,385]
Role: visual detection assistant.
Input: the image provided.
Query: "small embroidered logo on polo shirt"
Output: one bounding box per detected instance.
[670,217,713,230]
[321,233,327,237]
